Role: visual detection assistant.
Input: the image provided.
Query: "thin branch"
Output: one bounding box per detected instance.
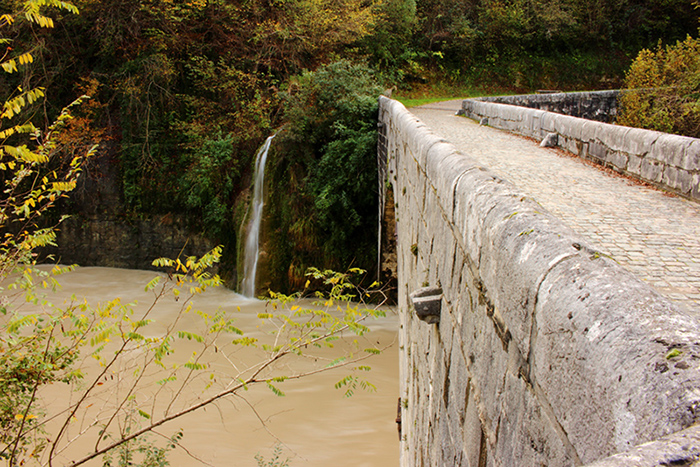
[235,394,305,462]
[64,351,284,467]
[94,341,152,453]
[65,331,391,467]
[8,323,57,460]
[47,286,168,465]
[150,429,216,467]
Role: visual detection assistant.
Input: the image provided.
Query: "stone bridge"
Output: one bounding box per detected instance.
[377,92,700,466]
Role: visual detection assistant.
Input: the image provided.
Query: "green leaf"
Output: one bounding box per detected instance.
[232,337,258,346]
[177,331,203,342]
[266,381,286,397]
[326,356,347,368]
[145,276,161,291]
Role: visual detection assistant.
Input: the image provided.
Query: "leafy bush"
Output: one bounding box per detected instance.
[179,133,239,239]
[618,35,700,138]
[286,61,382,265]
[265,61,383,290]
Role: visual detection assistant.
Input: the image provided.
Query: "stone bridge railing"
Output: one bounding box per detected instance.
[460,91,700,202]
[378,95,700,467]
[473,90,620,122]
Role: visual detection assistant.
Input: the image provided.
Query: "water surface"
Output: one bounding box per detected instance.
[19,267,400,466]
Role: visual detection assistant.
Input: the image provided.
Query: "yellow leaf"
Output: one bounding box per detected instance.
[18,52,33,65]
[14,413,36,421]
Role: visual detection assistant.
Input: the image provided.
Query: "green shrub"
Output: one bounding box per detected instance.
[618,35,700,138]
[265,61,383,290]
[179,133,240,239]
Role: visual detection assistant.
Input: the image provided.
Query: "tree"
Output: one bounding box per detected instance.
[0,0,95,463]
[0,4,388,465]
[618,35,700,138]
[0,0,92,283]
[2,249,387,466]
[261,61,383,292]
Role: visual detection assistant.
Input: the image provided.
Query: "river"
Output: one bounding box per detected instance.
[14,267,400,467]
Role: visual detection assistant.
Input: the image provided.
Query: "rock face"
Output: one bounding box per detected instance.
[44,213,215,272]
[378,96,700,467]
[39,142,217,275]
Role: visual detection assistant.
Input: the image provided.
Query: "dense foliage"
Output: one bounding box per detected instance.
[1,0,698,292]
[618,35,700,138]
[411,0,699,90]
[264,61,382,290]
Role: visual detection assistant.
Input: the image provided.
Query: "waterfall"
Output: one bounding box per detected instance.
[240,134,275,298]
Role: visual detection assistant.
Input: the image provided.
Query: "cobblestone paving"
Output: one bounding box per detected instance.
[411,100,700,313]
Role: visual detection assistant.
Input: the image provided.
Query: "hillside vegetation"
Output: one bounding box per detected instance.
[619,35,700,138]
[1,0,698,291]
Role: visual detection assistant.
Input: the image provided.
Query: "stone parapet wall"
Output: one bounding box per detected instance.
[460,93,700,202]
[475,90,620,122]
[378,96,700,467]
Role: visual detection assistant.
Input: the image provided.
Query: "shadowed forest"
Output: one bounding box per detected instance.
[2,0,699,292]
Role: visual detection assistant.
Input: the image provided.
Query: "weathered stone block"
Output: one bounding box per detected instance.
[628,154,643,175]
[588,141,608,160]
[495,370,579,466]
[438,240,457,299]
[468,297,510,442]
[662,166,693,194]
[554,114,583,141]
[519,107,541,138]
[477,196,586,358]
[425,143,478,215]
[462,381,485,467]
[622,127,659,156]
[604,124,632,152]
[561,135,580,155]
[649,133,689,167]
[580,120,604,143]
[540,111,557,133]
[684,140,700,171]
[458,262,479,351]
[692,173,700,199]
[606,151,629,171]
[533,255,700,463]
[410,286,443,324]
[453,168,504,269]
[640,157,664,183]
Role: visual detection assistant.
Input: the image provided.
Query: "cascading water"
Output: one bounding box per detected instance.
[240,134,275,298]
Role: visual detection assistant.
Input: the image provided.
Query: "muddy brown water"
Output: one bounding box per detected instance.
[10,267,400,466]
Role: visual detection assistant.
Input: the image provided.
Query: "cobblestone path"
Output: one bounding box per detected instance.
[411,100,700,313]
